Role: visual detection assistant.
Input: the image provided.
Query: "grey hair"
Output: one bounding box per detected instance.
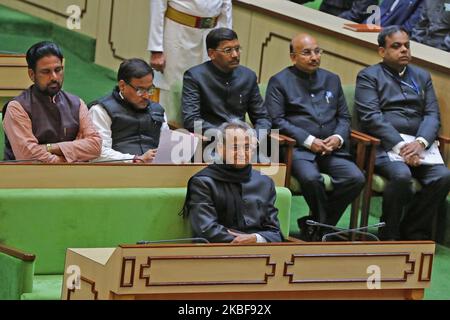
[216,119,256,145]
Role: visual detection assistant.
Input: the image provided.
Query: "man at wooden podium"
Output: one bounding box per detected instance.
[2,41,101,162]
[182,119,283,243]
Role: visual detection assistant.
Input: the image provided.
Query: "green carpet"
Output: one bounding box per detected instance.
[0,4,116,104]
[289,196,450,300]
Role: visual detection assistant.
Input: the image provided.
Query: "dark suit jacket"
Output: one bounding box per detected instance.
[182,61,271,133]
[372,0,424,33]
[187,170,283,243]
[355,63,441,162]
[411,0,450,52]
[290,0,378,22]
[265,66,351,161]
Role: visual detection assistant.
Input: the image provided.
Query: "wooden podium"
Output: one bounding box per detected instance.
[62,241,435,300]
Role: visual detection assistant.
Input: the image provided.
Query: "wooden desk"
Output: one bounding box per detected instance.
[62,241,435,300]
[0,163,286,188]
[0,54,31,99]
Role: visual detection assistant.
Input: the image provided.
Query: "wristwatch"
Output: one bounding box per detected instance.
[416,139,426,149]
[46,143,52,153]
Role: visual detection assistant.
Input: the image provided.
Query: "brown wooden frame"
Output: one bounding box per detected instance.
[358,133,450,232]
[276,129,372,235]
[0,243,36,262]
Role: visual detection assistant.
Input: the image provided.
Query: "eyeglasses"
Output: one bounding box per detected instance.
[292,48,324,57]
[214,46,243,55]
[126,82,156,97]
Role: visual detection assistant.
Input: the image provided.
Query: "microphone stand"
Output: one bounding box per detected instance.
[137,237,210,244]
[305,220,386,242]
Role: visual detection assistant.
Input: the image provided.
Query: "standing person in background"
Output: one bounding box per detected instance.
[148,0,232,126]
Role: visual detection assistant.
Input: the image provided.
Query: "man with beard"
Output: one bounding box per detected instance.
[355,26,450,240]
[2,41,101,162]
[89,59,168,163]
[265,33,365,241]
[181,28,271,135]
[182,120,283,243]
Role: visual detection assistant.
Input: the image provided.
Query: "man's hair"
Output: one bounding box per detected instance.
[26,41,64,71]
[206,28,238,50]
[117,58,154,83]
[378,25,409,48]
[217,119,256,145]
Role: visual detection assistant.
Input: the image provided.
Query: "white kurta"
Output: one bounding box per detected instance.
[147,0,232,124]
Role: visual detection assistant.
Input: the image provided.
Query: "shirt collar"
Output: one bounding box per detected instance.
[289,66,318,80]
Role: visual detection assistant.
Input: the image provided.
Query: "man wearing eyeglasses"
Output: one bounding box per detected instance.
[182,28,271,137]
[148,0,232,127]
[89,59,168,163]
[265,34,365,241]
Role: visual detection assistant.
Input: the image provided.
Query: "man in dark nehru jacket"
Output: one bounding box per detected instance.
[265,33,365,241]
[182,27,271,135]
[355,25,450,240]
[182,120,283,243]
[89,58,167,163]
[3,41,101,162]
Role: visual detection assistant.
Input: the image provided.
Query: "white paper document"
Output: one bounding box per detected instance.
[387,134,444,165]
[153,129,200,164]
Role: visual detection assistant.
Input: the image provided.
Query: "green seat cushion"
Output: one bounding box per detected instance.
[290,173,333,193]
[21,275,63,300]
[0,187,291,276]
[372,174,422,193]
[303,0,322,10]
[0,252,34,300]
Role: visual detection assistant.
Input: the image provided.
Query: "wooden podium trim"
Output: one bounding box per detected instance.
[139,255,276,287]
[120,257,136,288]
[67,276,99,300]
[284,252,416,284]
[418,253,434,282]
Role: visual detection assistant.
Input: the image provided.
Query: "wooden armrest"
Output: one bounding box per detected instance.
[0,243,35,262]
[438,135,450,145]
[350,131,371,145]
[270,132,296,146]
[351,130,381,145]
[286,236,304,243]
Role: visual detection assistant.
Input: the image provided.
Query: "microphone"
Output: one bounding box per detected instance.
[306,220,386,242]
[137,237,210,244]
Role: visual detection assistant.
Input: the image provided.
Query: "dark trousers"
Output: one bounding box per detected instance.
[291,155,365,226]
[375,161,450,240]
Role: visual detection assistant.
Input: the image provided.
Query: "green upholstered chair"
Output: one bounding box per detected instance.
[303,0,322,10]
[358,129,450,229]
[0,187,292,300]
[261,83,372,231]
[344,85,450,230]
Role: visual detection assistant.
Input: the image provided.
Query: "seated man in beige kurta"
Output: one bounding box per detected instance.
[2,41,101,163]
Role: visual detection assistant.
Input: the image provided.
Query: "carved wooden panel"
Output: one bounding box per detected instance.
[139,255,276,286]
[284,252,415,284]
